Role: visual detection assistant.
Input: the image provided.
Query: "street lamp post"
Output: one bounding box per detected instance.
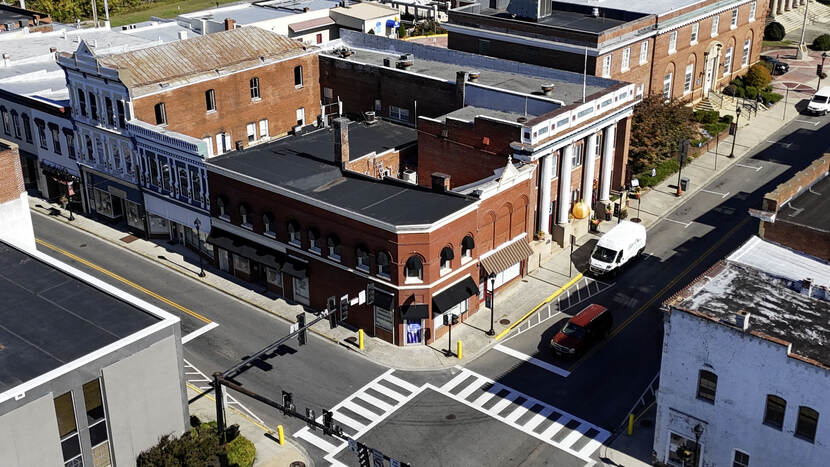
[194,218,206,277]
[729,105,742,158]
[818,52,829,90]
[486,272,496,336]
[692,423,705,467]
[796,0,810,60]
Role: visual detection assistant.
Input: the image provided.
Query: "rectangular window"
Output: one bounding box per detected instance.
[294,65,303,88]
[602,54,612,77]
[154,102,166,125]
[36,119,48,149]
[749,1,756,21]
[250,77,260,100]
[572,143,584,167]
[116,101,126,128]
[696,370,717,402]
[22,113,32,143]
[684,63,694,94]
[246,122,256,143]
[795,407,819,442]
[733,450,750,467]
[89,92,98,121]
[50,124,62,154]
[259,119,269,139]
[266,267,281,286]
[390,105,410,122]
[731,8,738,28]
[78,90,87,117]
[668,31,677,53]
[621,47,631,71]
[742,39,751,67]
[1,108,9,135]
[233,255,250,274]
[640,41,649,64]
[11,111,20,138]
[54,392,83,467]
[711,15,720,36]
[724,47,734,75]
[105,97,115,126]
[690,23,699,44]
[663,73,673,100]
[83,379,112,467]
[205,89,216,112]
[65,130,76,160]
[316,33,323,44]
[296,107,305,126]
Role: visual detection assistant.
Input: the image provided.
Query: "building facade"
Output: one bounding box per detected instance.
[447,0,767,102]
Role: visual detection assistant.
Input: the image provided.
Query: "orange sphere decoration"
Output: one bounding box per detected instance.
[572,201,590,219]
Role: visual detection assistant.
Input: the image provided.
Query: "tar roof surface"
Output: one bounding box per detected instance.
[547,0,704,16]
[777,176,830,232]
[208,122,477,227]
[479,7,629,33]
[672,238,830,367]
[182,0,341,22]
[0,242,160,393]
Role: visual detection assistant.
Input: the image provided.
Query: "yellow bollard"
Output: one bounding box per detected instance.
[277,425,285,445]
[358,329,365,350]
[627,413,634,436]
[457,340,463,359]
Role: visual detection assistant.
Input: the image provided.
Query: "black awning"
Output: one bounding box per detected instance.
[401,303,429,320]
[207,228,284,269]
[281,258,308,278]
[432,277,479,316]
[374,289,394,311]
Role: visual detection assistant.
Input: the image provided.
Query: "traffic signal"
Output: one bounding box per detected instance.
[282,391,294,415]
[329,309,338,329]
[323,410,333,434]
[297,313,306,346]
[443,314,449,326]
[366,282,375,304]
[327,296,337,312]
[451,314,459,325]
[306,408,316,430]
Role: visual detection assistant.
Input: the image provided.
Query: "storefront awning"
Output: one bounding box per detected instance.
[374,289,394,311]
[480,240,534,277]
[207,229,283,269]
[401,303,429,321]
[432,277,479,317]
[281,257,308,279]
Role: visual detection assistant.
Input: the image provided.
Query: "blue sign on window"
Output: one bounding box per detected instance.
[406,322,422,344]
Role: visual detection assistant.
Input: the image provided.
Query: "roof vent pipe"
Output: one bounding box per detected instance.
[592,7,600,17]
[468,71,479,82]
[735,310,751,331]
[541,84,554,96]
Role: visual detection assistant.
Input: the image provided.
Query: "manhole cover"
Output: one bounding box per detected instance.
[289,462,306,467]
[640,419,654,428]
[445,414,456,420]
[499,319,511,325]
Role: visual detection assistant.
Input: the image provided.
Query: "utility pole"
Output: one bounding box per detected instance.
[796,0,810,59]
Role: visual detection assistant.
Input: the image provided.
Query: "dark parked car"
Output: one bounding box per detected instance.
[550,304,613,356]
[761,55,789,75]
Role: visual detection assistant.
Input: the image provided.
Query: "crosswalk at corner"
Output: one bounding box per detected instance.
[183,359,264,425]
[436,367,610,464]
[293,369,422,465]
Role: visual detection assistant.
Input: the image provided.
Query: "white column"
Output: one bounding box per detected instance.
[582,133,597,206]
[599,123,616,202]
[537,154,553,234]
[557,143,573,224]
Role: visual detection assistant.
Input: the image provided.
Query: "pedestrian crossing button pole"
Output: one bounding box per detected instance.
[729,106,741,158]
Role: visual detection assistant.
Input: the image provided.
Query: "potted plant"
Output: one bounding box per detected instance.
[605,205,613,221]
[630,186,641,200]
[620,208,629,220]
[590,217,601,232]
[535,230,547,240]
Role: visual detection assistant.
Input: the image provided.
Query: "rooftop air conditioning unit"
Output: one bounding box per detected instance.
[402,169,417,184]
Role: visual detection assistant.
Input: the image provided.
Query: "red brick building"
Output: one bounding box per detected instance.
[447,0,768,102]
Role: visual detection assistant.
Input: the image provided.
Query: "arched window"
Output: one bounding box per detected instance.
[696,370,717,403]
[191,170,202,201]
[308,228,320,252]
[262,213,274,236]
[356,246,370,271]
[327,235,341,260]
[405,256,423,281]
[376,251,390,278]
[216,197,226,218]
[796,406,819,442]
[287,221,301,245]
[239,204,250,226]
[461,235,475,261]
[764,395,786,430]
[440,246,454,273]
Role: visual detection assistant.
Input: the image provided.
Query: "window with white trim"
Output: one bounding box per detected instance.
[731,8,738,28]
[404,255,423,282]
[572,143,584,167]
[711,15,720,36]
[389,105,409,122]
[205,89,216,112]
[663,72,673,100]
[601,54,612,77]
[154,102,166,125]
[461,235,474,263]
[288,221,301,245]
[203,137,214,158]
[742,39,751,67]
[246,122,256,143]
[356,246,370,271]
[262,213,275,237]
[296,107,305,126]
[239,204,251,228]
[684,63,694,94]
[724,47,733,75]
[621,47,630,71]
[668,31,677,53]
[308,229,320,253]
[217,198,228,220]
[440,246,454,275]
[377,251,391,278]
[294,65,303,88]
[54,391,82,467]
[690,23,699,44]
[327,235,341,261]
[259,119,269,139]
[749,1,756,21]
[83,378,112,467]
[640,41,649,64]
[733,450,750,467]
[250,77,260,100]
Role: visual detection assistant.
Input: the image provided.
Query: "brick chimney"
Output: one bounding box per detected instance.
[0,140,35,251]
[455,71,467,108]
[333,118,350,167]
[431,173,451,192]
[224,18,236,30]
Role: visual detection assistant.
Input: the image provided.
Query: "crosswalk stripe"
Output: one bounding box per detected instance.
[559,425,588,449]
[376,381,409,401]
[441,371,471,392]
[342,401,380,421]
[332,411,366,431]
[504,399,535,423]
[384,374,419,393]
[577,438,603,458]
[455,377,487,400]
[471,384,502,406]
[540,417,569,439]
[357,393,393,412]
[487,392,519,415]
[524,406,554,431]
[295,429,341,452]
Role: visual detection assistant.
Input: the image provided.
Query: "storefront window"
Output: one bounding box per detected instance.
[93,189,114,218]
[375,305,394,332]
[125,200,143,229]
[148,214,169,234]
[266,267,281,286]
[233,255,250,274]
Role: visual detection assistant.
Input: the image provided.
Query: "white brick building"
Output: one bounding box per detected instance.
[656,236,830,467]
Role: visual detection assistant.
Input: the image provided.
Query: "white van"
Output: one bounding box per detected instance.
[589,220,647,276]
[806,86,830,116]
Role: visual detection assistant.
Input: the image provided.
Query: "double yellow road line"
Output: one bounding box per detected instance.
[36,238,212,324]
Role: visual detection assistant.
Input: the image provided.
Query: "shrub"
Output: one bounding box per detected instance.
[736,87,746,98]
[745,85,758,99]
[760,91,784,105]
[226,435,256,467]
[764,22,786,41]
[744,64,772,89]
[758,59,774,75]
[694,110,719,124]
[138,424,222,467]
[636,158,681,188]
[813,34,830,51]
[731,77,744,88]
[703,121,729,136]
[720,114,734,124]
[723,84,738,96]
[398,25,407,38]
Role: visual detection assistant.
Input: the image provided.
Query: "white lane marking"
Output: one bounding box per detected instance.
[441,371,472,392]
[295,429,339,452]
[472,384,502,406]
[795,119,821,126]
[341,400,381,421]
[384,374,420,393]
[332,411,365,430]
[488,392,520,415]
[524,406,555,431]
[182,322,219,344]
[540,417,569,439]
[505,399,536,423]
[560,424,590,449]
[456,377,488,400]
[356,393,393,412]
[700,189,730,198]
[183,359,263,425]
[662,218,692,228]
[736,163,763,171]
[494,344,572,377]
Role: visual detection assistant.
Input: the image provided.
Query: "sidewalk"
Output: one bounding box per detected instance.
[186,385,309,467]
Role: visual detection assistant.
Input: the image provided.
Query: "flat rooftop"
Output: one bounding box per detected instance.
[547,0,703,16]
[208,120,478,227]
[776,175,830,233]
[180,0,341,23]
[0,242,161,393]
[670,237,830,368]
[477,6,630,33]
[442,106,530,123]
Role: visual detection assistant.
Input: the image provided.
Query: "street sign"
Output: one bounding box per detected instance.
[390,459,401,467]
[289,323,299,334]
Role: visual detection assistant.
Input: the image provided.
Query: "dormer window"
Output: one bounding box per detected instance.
[327,235,341,261]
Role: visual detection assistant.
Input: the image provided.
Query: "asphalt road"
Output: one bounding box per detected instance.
[30,111,829,466]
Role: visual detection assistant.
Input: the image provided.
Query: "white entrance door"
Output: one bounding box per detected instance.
[218,249,230,272]
[704,58,714,97]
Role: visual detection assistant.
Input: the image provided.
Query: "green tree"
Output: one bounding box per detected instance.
[744,63,772,89]
[813,34,830,51]
[629,94,697,173]
[764,22,785,41]
[137,423,223,467]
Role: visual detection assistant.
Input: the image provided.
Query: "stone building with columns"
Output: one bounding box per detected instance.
[447,0,767,103]
[57,27,321,246]
[768,0,807,19]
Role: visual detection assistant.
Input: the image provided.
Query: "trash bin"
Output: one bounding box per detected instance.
[680,177,690,192]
